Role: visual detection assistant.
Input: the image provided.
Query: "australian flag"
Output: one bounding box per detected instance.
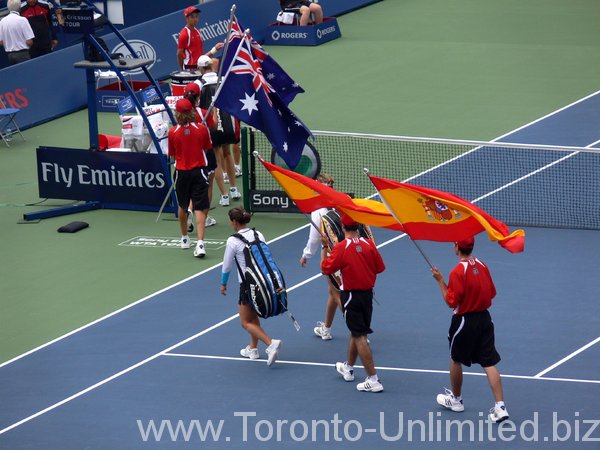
[215,33,311,170]
[221,19,305,106]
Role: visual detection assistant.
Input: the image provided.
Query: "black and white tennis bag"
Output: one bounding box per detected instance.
[234,229,288,318]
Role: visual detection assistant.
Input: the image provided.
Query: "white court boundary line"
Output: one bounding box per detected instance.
[3,89,600,370]
[0,226,309,370]
[2,93,600,435]
[163,353,600,385]
[0,233,409,435]
[534,336,600,378]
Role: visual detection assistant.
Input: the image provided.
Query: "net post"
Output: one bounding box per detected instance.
[241,127,250,211]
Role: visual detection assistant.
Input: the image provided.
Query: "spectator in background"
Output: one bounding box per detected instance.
[198,55,242,208]
[0,0,34,65]
[177,5,223,71]
[182,81,218,229]
[167,98,213,259]
[21,0,58,58]
[279,0,323,26]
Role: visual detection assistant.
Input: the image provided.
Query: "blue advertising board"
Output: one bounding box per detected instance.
[37,146,170,206]
[263,18,341,46]
[0,0,381,130]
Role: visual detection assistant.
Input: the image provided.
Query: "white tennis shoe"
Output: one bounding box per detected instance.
[180,236,190,249]
[240,346,259,360]
[357,377,383,393]
[266,339,282,366]
[193,241,206,258]
[335,362,354,381]
[205,215,217,227]
[230,187,242,200]
[436,388,464,412]
[314,322,332,340]
[488,405,509,423]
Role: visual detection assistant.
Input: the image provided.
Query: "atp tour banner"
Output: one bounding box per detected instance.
[0,0,381,130]
[37,147,169,206]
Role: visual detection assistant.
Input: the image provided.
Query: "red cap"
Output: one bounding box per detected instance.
[175,98,193,113]
[456,236,475,249]
[184,82,200,95]
[184,6,200,17]
[340,212,359,227]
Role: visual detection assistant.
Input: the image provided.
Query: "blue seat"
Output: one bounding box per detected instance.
[0,99,25,147]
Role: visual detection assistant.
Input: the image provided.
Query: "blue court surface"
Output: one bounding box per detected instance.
[1,93,600,448]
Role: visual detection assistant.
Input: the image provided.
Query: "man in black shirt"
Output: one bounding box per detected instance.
[21,0,58,58]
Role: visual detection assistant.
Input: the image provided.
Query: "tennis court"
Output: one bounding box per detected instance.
[1,1,600,448]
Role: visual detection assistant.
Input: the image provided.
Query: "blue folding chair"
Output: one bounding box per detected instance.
[0,99,25,147]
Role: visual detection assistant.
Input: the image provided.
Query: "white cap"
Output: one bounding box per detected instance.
[198,55,212,68]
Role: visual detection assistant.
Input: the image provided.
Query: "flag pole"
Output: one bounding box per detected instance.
[252,151,334,248]
[215,5,236,86]
[364,168,435,270]
[198,29,248,125]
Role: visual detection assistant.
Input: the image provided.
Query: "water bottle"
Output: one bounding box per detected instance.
[5,127,13,141]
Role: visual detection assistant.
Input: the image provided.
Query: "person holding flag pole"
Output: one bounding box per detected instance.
[365,169,513,422]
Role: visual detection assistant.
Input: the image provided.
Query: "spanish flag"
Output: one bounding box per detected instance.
[259,158,403,231]
[367,174,525,253]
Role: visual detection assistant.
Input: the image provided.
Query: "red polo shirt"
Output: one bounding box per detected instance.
[321,237,385,291]
[446,257,496,315]
[178,26,203,68]
[168,123,212,171]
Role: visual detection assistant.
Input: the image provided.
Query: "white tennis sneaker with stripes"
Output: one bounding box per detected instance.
[314,322,332,340]
[335,362,354,381]
[436,388,464,412]
[356,377,384,393]
[488,404,509,423]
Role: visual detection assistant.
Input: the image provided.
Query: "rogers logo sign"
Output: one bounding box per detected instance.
[272,30,308,41]
[317,25,337,39]
[0,88,29,109]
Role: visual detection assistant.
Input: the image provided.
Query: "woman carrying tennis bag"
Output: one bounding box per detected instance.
[220,207,283,366]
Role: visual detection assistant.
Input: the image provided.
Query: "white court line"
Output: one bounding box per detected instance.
[0,226,309,370]
[0,315,239,436]
[3,90,600,370]
[534,336,600,378]
[2,94,600,434]
[0,241,399,436]
[163,353,600,385]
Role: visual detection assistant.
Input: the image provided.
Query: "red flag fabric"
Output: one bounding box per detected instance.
[259,158,404,231]
[368,174,525,253]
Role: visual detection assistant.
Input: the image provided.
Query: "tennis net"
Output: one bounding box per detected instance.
[245,129,600,230]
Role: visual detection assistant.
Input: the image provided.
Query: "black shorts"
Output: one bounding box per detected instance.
[341,290,373,337]
[210,130,236,147]
[175,167,209,211]
[205,148,217,174]
[448,310,501,367]
[238,283,251,306]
